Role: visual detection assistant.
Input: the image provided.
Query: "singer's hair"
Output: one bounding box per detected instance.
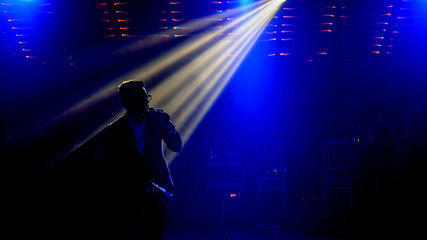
[118,80,145,109]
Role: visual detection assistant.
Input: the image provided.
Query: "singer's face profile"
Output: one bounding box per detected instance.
[126,86,150,114]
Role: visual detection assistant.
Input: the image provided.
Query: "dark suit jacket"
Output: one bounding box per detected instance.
[104,108,182,191]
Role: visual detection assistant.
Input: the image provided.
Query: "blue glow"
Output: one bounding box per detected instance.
[8,0,40,3]
[4,0,44,8]
[239,0,255,6]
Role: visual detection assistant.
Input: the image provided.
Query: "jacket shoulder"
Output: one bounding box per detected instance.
[106,114,129,132]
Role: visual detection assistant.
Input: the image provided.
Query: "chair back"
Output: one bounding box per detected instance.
[322,139,351,170]
[256,140,285,175]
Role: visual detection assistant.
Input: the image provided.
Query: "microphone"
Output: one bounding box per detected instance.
[147,180,173,203]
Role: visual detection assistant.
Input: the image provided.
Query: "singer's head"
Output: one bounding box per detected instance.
[118,80,150,115]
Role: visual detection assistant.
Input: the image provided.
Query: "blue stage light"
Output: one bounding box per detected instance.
[7,0,41,3]
[4,0,41,5]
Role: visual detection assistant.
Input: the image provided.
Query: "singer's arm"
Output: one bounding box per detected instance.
[163,126,182,152]
[150,108,182,152]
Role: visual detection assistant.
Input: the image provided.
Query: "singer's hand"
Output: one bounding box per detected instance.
[149,108,175,132]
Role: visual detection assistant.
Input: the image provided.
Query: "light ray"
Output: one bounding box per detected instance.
[47,0,286,167]
[149,0,285,162]
[50,0,279,127]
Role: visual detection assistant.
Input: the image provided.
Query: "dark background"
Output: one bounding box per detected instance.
[2,0,427,239]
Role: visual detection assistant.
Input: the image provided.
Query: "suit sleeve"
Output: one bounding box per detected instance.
[163,126,182,152]
[151,108,182,152]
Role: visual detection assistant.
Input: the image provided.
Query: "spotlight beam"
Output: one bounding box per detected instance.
[45,0,286,168]
[150,0,285,162]
[48,1,277,129]
[168,0,281,128]
[151,0,281,114]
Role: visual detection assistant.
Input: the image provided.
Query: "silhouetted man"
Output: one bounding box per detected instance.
[104,80,182,240]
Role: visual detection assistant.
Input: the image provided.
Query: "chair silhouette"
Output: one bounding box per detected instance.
[256,140,287,213]
[322,139,353,208]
